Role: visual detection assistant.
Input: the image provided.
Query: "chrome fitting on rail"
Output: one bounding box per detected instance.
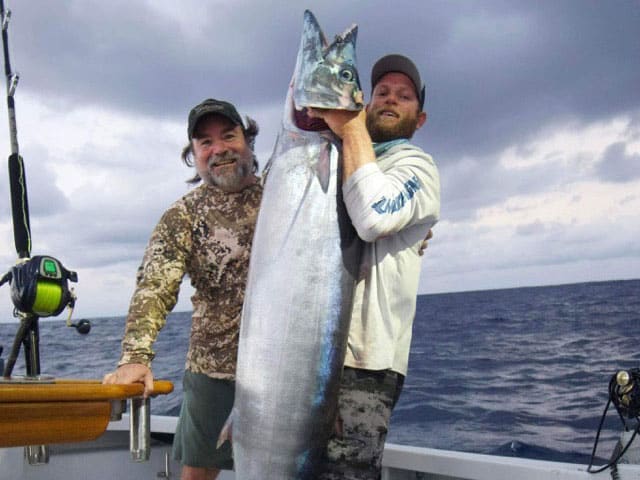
[129,396,151,462]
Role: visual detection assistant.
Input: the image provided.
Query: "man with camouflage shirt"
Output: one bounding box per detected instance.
[103,99,262,480]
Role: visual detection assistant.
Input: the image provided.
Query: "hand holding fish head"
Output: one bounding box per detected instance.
[307,107,366,139]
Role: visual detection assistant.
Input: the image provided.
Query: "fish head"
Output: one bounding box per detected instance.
[292,10,363,114]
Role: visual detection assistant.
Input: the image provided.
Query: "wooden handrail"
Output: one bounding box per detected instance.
[0,378,173,402]
[0,378,173,448]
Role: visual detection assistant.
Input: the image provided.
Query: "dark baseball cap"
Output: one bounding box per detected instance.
[187,98,243,139]
[371,54,425,110]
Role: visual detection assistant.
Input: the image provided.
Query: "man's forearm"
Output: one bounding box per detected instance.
[340,113,376,183]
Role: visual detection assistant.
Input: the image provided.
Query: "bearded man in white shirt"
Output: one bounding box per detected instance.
[314,54,441,480]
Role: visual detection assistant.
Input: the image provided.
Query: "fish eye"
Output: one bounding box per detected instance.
[339,68,354,82]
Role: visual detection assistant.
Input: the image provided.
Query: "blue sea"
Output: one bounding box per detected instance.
[1,279,638,465]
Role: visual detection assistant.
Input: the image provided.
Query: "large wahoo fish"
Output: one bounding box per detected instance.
[231,10,363,479]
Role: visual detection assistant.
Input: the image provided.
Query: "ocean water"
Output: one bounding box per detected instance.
[1,279,638,465]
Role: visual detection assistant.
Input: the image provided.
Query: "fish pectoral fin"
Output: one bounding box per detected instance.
[315,141,332,193]
[217,413,234,448]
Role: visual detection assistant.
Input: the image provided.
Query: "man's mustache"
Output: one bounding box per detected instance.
[207,151,242,168]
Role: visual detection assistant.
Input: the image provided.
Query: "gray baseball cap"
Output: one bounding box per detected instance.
[371,54,425,110]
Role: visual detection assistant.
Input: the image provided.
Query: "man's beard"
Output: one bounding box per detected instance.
[198,150,254,191]
[366,108,420,143]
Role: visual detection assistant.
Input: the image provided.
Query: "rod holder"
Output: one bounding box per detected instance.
[110,399,126,421]
[24,444,49,465]
[129,396,150,462]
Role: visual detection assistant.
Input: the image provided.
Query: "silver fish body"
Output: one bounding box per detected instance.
[232,10,363,480]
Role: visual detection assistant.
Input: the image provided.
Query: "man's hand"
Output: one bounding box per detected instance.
[102,363,155,398]
[419,229,434,256]
[308,108,365,139]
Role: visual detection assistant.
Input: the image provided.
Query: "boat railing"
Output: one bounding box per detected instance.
[105,415,640,480]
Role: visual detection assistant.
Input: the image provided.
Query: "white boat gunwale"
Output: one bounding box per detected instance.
[102,415,639,480]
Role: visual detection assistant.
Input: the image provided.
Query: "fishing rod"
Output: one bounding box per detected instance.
[1,0,28,258]
[0,1,87,380]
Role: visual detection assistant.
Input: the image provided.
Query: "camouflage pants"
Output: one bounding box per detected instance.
[318,367,404,480]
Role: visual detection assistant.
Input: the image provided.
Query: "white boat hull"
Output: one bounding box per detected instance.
[1,415,637,480]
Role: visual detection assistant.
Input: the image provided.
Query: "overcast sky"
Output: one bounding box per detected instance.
[0,0,638,322]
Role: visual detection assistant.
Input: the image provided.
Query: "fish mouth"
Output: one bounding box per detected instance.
[293,107,330,131]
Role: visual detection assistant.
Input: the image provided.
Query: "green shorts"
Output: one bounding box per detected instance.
[172,371,235,470]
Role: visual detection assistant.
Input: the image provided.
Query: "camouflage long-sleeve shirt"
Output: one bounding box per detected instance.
[119,181,262,379]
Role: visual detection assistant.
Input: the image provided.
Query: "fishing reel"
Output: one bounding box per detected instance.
[610,368,640,419]
[0,255,77,318]
[587,368,640,475]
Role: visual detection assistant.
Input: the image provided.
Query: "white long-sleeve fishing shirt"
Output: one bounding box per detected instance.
[342,142,440,376]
